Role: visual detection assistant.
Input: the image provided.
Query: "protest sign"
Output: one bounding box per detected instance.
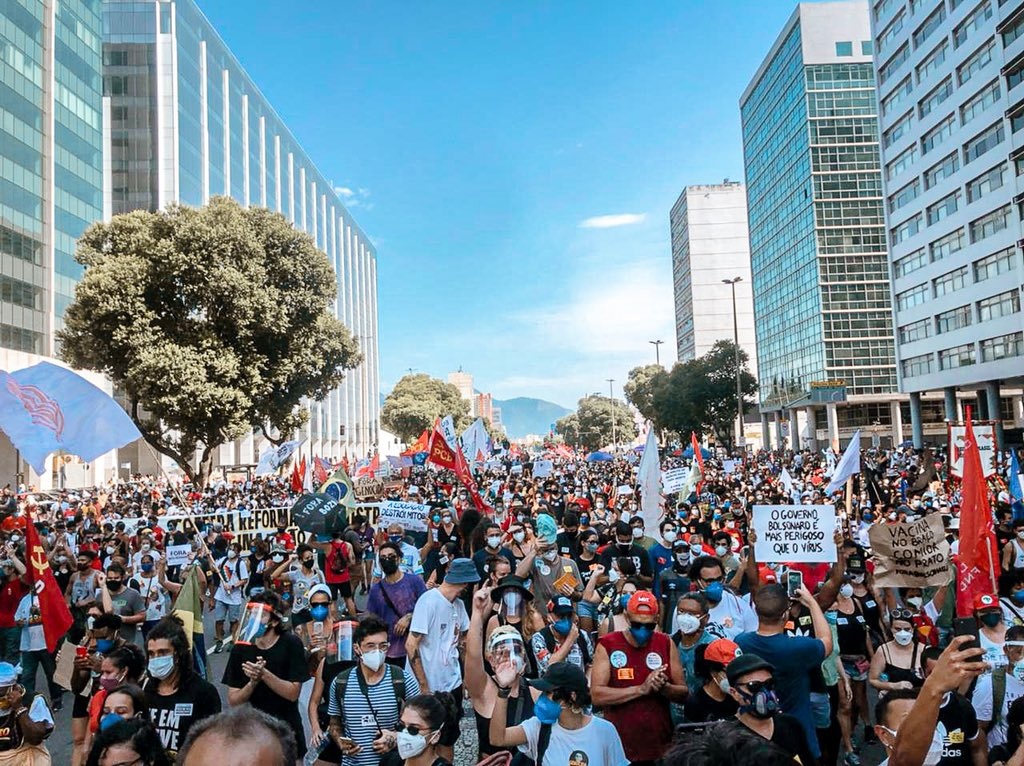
[868,515,951,587]
[723,459,739,475]
[752,505,837,563]
[948,423,996,478]
[616,485,633,496]
[533,459,553,478]
[662,468,688,494]
[165,544,191,567]
[377,500,430,532]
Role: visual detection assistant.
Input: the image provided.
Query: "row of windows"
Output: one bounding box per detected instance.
[897,251,1020,308]
[901,331,1024,376]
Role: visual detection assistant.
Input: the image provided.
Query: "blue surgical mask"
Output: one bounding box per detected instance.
[100,712,124,731]
[618,594,631,611]
[1014,591,1024,606]
[704,581,724,604]
[552,618,572,636]
[534,694,562,725]
[629,623,653,646]
[310,605,330,622]
[388,535,403,544]
[95,639,115,654]
[148,655,175,680]
[140,562,154,574]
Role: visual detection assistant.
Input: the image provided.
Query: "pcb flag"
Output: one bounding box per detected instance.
[0,362,141,474]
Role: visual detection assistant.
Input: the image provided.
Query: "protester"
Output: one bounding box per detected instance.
[682,639,741,723]
[393,692,461,766]
[177,706,297,766]
[531,596,592,676]
[869,608,925,694]
[100,563,146,644]
[0,544,28,667]
[366,541,427,668]
[209,541,248,653]
[84,718,170,766]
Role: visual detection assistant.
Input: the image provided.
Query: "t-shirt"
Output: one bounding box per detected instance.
[282,565,325,612]
[971,670,1024,747]
[716,714,816,766]
[145,676,222,758]
[530,627,593,675]
[518,714,628,766]
[648,543,674,597]
[933,692,981,766]
[472,546,515,580]
[14,594,44,652]
[134,575,169,622]
[104,586,145,642]
[682,684,737,723]
[408,588,469,693]
[530,557,583,616]
[326,664,420,766]
[212,558,248,606]
[366,574,427,659]
[708,592,758,639]
[598,544,653,581]
[735,630,826,759]
[675,631,715,692]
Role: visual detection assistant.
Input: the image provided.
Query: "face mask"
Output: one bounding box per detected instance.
[552,617,572,635]
[579,517,589,526]
[629,623,654,646]
[716,673,731,694]
[431,515,441,524]
[839,584,854,599]
[715,545,728,557]
[980,612,1002,629]
[690,543,703,555]
[513,532,526,544]
[388,535,403,544]
[675,552,690,567]
[302,558,314,569]
[381,559,400,576]
[105,546,115,555]
[1013,591,1024,606]
[106,580,122,592]
[503,591,523,614]
[906,596,923,609]
[1017,531,1024,541]
[893,629,914,647]
[441,516,452,525]
[487,535,502,549]
[533,694,562,725]
[631,528,643,539]
[397,730,430,759]
[148,655,175,679]
[95,638,115,655]
[616,540,632,552]
[542,549,558,562]
[227,550,238,559]
[704,581,724,604]
[608,568,620,584]
[99,674,124,692]
[850,573,865,584]
[310,605,329,622]
[663,531,677,543]
[272,554,284,564]
[618,593,631,611]
[78,562,90,571]
[100,712,124,731]
[739,685,779,719]
[1013,660,1024,683]
[141,563,154,574]
[678,613,702,635]
[360,649,386,672]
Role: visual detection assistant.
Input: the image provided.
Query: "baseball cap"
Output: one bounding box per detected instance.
[528,661,588,696]
[704,639,742,667]
[550,596,574,615]
[974,593,999,612]
[726,653,775,684]
[626,590,658,616]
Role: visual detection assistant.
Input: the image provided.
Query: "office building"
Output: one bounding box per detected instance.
[103,0,380,467]
[741,1,904,450]
[669,182,758,378]
[871,0,1024,447]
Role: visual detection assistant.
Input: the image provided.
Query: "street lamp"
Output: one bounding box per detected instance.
[722,277,744,451]
[607,378,617,452]
[649,339,664,366]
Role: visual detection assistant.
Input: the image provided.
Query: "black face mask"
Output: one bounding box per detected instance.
[616,540,632,551]
[381,559,400,576]
[107,580,123,591]
[301,559,314,569]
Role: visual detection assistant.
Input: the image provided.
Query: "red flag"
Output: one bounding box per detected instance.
[427,425,491,515]
[691,432,706,494]
[290,458,304,493]
[24,509,72,652]
[402,430,430,456]
[956,407,1000,616]
[367,453,381,478]
[313,457,329,485]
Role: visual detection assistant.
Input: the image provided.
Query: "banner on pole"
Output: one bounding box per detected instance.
[868,515,951,587]
[752,505,837,563]
[948,423,997,478]
[377,500,430,532]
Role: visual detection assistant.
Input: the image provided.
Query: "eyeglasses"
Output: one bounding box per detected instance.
[360,641,390,652]
[396,721,432,737]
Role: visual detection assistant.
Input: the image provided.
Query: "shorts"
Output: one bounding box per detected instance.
[437,685,464,747]
[329,581,353,601]
[212,600,242,624]
[72,693,89,719]
[810,691,832,729]
[291,608,312,627]
[576,600,599,621]
[841,655,870,682]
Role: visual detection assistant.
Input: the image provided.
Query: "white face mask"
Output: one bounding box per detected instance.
[360,649,386,672]
[677,612,702,635]
[715,545,728,557]
[906,596,923,609]
[608,568,620,584]
[226,550,237,559]
[893,629,914,647]
[631,527,643,539]
[663,531,677,543]
[690,543,702,555]
[512,531,525,544]
[839,584,854,599]
[487,535,502,549]
[397,730,433,759]
[272,554,284,563]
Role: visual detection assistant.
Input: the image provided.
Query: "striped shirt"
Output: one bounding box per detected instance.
[327,664,420,766]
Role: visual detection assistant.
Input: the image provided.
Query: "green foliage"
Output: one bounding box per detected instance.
[555,395,638,452]
[624,364,668,428]
[58,197,361,484]
[381,374,471,442]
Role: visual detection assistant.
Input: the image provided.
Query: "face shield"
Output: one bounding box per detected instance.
[235,602,275,646]
[486,629,527,675]
[497,589,526,622]
[334,619,356,662]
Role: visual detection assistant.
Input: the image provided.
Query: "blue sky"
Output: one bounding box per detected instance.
[198,0,794,409]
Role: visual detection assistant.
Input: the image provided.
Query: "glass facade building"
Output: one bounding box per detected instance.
[101,0,380,463]
[0,0,103,356]
[741,1,902,449]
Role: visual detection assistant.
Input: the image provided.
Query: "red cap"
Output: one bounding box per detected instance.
[974,593,998,611]
[704,638,742,666]
[626,590,658,616]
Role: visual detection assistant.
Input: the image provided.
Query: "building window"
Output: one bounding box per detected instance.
[899,317,932,343]
[882,76,914,115]
[927,191,960,225]
[969,204,1011,241]
[938,343,977,369]
[879,12,906,52]
[891,213,922,245]
[960,80,1000,125]
[886,143,919,179]
[922,114,956,154]
[902,353,933,377]
[978,288,1021,319]
[958,39,995,85]
[836,41,854,56]
[962,117,1003,161]
[1010,102,1024,133]
[924,152,960,189]
[974,246,1017,281]
[875,0,895,21]
[966,163,1006,203]
[884,112,914,148]
[881,43,911,84]
[930,227,966,261]
[1002,11,1024,47]
[917,41,949,82]
[889,180,921,213]
[862,41,874,55]
[936,305,974,333]
[920,77,954,117]
[895,247,929,277]
[1007,58,1024,90]
[934,266,969,296]
[953,2,994,48]
[897,282,930,310]
[980,331,1024,361]
[913,6,946,48]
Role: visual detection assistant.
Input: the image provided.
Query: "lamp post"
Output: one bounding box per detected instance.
[722,277,744,451]
[607,378,617,452]
[649,339,664,366]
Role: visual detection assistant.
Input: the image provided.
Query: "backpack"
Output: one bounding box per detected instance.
[329,542,349,575]
[540,626,591,667]
[330,664,406,735]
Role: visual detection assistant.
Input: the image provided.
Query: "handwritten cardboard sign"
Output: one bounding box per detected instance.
[869,515,951,587]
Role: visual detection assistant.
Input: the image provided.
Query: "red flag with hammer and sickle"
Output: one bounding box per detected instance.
[25,507,72,652]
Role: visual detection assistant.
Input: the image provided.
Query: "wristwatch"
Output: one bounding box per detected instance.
[497,686,511,698]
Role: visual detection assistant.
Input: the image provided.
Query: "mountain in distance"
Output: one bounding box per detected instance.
[494,397,571,440]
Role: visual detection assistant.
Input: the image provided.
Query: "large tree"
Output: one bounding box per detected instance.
[623,364,668,429]
[555,395,638,453]
[381,374,471,442]
[58,196,361,486]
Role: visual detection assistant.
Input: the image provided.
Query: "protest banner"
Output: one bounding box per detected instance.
[354,478,386,500]
[533,459,553,478]
[868,515,951,587]
[723,459,739,475]
[752,505,837,563]
[662,468,688,494]
[165,544,191,567]
[948,423,997,478]
[377,500,430,532]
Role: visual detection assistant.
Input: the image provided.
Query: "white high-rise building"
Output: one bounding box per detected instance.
[871,0,1024,446]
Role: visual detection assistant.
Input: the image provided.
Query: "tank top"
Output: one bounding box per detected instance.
[1013,540,1024,570]
[473,678,535,762]
[880,642,923,689]
[597,630,675,762]
[835,603,869,656]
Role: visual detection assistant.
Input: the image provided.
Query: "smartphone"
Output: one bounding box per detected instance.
[953,616,980,653]
[785,570,803,600]
[75,645,88,659]
[312,621,324,637]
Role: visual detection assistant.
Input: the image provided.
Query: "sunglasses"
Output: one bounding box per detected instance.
[396,721,432,737]
[737,679,774,693]
[379,555,399,562]
[889,608,915,622]
[627,620,655,631]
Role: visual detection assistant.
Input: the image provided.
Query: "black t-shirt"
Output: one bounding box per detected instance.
[472,547,515,580]
[145,675,222,757]
[599,543,653,579]
[683,685,738,723]
[934,692,979,766]
[719,714,816,766]
[556,531,579,558]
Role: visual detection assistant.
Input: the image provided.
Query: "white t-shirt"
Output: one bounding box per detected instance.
[213,557,249,606]
[129,549,162,574]
[372,542,423,579]
[14,594,45,652]
[708,591,758,639]
[408,587,469,693]
[972,670,1024,746]
[519,714,628,766]
[134,575,169,622]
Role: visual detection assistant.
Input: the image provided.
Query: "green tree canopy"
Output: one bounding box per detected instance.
[623,364,668,429]
[381,374,471,442]
[58,196,361,485]
[555,395,638,452]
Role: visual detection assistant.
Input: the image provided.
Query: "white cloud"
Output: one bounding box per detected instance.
[334,186,355,198]
[578,213,647,229]
[334,186,372,210]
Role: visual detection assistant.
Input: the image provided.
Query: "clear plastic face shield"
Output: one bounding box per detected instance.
[497,589,526,622]
[235,601,276,646]
[487,630,527,675]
